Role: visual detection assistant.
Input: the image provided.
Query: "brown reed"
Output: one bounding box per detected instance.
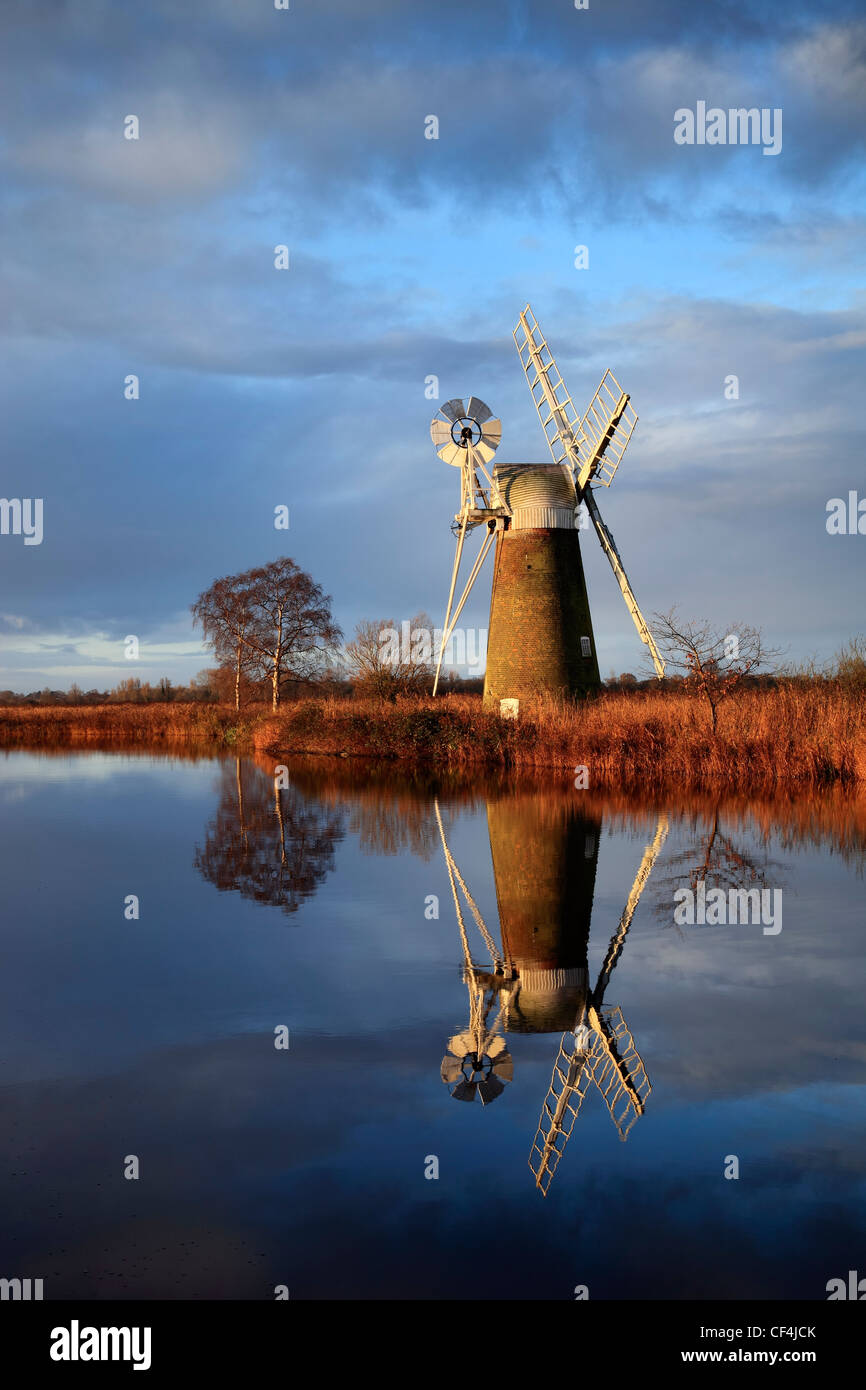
[2,685,863,789]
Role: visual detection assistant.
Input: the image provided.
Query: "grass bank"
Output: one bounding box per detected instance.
[254,686,866,788]
[2,686,864,788]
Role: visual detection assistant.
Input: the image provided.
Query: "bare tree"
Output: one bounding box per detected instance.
[835,635,866,692]
[194,757,345,915]
[651,609,779,733]
[192,574,259,711]
[241,558,341,711]
[345,613,434,700]
[655,805,772,908]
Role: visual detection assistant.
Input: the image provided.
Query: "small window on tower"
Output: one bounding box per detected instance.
[580,636,592,658]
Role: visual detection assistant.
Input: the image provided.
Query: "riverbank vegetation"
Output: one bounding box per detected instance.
[2,679,864,789]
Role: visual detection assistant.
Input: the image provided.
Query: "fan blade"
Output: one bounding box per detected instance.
[491,1052,514,1083]
[477,1074,505,1106]
[475,440,496,464]
[486,1034,506,1058]
[447,1030,475,1057]
[451,1079,477,1103]
[466,395,492,424]
[440,1055,463,1084]
[430,418,452,447]
[480,418,502,449]
[440,398,466,424]
[438,442,464,466]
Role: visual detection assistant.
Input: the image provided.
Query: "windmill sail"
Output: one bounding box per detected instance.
[578,370,638,490]
[514,306,637,494]
[529,1025,596,1196]
[583,491,665,679]
[513,305,587,482]
[514,303,664,679]
[587,1004,651,1140]
[529,815,669,1194]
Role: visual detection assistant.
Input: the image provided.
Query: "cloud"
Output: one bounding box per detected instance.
[1,287,863,685]
[0,1,863,689]
[13,98,251,200]
[3,10,863,226]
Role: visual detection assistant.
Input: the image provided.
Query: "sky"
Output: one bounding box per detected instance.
[1,0,864,689]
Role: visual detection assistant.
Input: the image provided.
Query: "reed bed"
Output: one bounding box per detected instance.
[3,685,864,789]
[0,702,264,748]
[253,685,866,788]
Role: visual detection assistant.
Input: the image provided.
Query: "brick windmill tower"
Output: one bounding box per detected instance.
[429,305,665,706]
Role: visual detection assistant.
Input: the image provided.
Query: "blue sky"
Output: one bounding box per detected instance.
[1,0,864,688]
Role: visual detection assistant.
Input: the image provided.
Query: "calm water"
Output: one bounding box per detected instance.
[1,750,864,1300]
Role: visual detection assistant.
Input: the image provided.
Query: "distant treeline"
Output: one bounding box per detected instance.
[2,630,863,709]
[0,668,796,708]
[0,668,486,707]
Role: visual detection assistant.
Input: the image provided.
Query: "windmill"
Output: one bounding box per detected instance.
[433,789,668,1181]
[528,814,669,1196]
[429,306,664,703]
[434,792,601,1107]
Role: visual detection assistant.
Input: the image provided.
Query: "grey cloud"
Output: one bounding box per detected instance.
[1,289,863,681]
[2,10,862,226]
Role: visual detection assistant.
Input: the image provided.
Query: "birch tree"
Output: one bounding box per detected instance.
[192,574,258,711]
[242,557,341,711]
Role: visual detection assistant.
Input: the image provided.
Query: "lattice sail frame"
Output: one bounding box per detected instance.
[513,306,638,494]
[528,816,669,1194]
[514,307,585,487]
[528,1029,595,1196]
[580,370,638,489]
[528,1007,651,1194]
[589,1005,652,1139]
[513,304,665,679]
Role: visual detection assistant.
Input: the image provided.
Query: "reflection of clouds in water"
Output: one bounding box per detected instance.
[1,751,865,1296]
[0,783,36,803]
[0,752,130,785]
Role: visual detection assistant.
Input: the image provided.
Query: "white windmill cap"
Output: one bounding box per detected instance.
[493,463,577,529]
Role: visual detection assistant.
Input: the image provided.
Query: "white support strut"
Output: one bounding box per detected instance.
[584,490,665,679]
[432,524,497,696]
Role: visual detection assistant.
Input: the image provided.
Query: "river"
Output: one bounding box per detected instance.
[1,750,864,1299]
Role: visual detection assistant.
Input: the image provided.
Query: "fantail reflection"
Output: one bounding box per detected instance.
[435,791,668,1194]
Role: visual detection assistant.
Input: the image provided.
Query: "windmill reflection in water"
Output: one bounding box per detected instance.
[435,794,668,1194]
